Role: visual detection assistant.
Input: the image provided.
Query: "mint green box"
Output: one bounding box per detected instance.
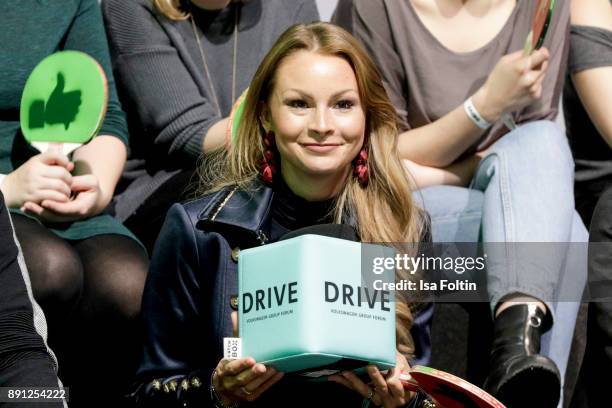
[238,235,397,378]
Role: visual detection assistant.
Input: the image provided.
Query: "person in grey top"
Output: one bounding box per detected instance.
[335,1,587,407]
[103,0,319,251]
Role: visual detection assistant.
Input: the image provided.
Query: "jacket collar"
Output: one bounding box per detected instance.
[196,180,274,244]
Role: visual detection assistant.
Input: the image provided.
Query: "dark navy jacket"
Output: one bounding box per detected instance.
[132,182,276,406]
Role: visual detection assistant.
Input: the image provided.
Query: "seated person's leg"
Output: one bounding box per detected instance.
[540,212,588,386]
[70,234,148,406]
[74,234,148,323]
[473,120,586,407]
[10,214,83,336]
[412,186,484,368]
[413,185,483,243]
[0,198,64,407]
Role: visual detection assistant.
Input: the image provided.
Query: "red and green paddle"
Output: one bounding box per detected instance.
[226,88,248,148]
[400,366,506,408]
[524,0,556,56]
[20,51,108,155]
[502,0,556,130]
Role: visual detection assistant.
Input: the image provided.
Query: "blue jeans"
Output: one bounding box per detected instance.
[412,121,588,406]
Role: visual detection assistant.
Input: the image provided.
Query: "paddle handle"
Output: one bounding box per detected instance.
[500,28,539,132]
[501,114,517,131]
[32,141,82,156]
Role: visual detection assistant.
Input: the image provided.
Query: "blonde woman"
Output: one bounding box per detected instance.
[132,23,432,407]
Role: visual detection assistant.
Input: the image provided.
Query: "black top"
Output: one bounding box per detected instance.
[271,177,335,238]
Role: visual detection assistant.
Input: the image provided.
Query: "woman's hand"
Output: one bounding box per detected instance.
[213,358,284,405]
[0,151,74,209]
[473,47,550,123]
[329,351,413,407]
[21,174,104,223]
[212,312,284,405]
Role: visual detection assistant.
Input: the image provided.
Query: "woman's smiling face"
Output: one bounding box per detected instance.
[265,51,366,194]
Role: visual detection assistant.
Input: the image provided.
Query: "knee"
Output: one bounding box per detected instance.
[493,121,573,172]
[523,121,573,168]
[114,272,146,322]
[91,264,147,322]
[29,246,83,311]
[416,186,484,218]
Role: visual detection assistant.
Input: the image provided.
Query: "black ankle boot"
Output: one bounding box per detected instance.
[484,304,561,408]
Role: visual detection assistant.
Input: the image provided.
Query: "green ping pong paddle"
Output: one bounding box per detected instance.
[226,88,248,148]
[20,51,108,155]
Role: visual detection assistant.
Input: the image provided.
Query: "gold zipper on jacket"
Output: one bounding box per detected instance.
[210,185,238,221]
[209,185,269,246]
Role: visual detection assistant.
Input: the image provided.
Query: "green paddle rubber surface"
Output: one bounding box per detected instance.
[20,50,108,147]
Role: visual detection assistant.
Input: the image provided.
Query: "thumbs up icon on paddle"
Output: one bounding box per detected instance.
[28,72,82,130]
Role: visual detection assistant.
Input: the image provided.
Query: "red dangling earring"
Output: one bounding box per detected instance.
[260,131,276,184]
[353,148,369,187]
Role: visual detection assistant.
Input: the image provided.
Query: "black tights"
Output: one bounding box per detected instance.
[12,214,149,407]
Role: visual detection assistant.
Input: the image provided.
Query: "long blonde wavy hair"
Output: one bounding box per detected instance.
[200,22,424,357]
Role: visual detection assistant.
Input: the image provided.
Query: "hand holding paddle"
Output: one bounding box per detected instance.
[1,149,74,209]
[21,172,103,223]
[500,0,556,129]
[472,47,549,125]
[10,51,109,220]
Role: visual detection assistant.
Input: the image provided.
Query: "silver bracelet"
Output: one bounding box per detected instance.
[463,97,492,130]
[210,371,240,408]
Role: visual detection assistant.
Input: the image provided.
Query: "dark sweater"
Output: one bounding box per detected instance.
[103,0,320,221]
